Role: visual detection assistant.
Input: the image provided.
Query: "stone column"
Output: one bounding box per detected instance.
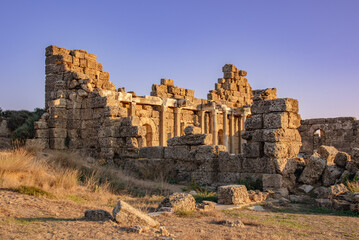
[129,102,136,117]
[211,109,218,145]
[223,109,228,149]
[160,105,167,146]
[200,110,205,134]
[174,107,181,137]
[229,112,235,153]
[239,114,248,153]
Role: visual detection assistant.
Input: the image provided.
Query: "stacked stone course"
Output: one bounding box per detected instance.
[151,79,195,101]
[241,92,302,192]
[208,64,253,108]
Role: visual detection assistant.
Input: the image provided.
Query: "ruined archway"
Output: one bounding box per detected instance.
[313,129,326,152]
[140,117,158,147]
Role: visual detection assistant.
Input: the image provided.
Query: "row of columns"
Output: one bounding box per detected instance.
[145,101,248,154]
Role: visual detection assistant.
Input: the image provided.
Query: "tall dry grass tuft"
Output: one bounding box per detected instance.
[46,150,174,196]
[346,180,359,193]
[0,148,171,209]
[0,148,78,192]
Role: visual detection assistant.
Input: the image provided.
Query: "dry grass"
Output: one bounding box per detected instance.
[0,149,78,191]
[346,180,359,193]
[0,148,172,210]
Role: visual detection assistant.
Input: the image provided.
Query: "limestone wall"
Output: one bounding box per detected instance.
[35,45,262,160]
[299,117,359,155]
[114,96,303,190]
[208,64,253,108]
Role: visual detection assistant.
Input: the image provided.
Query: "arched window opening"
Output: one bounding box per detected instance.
[218,129,224,145]
[313,129,326,151]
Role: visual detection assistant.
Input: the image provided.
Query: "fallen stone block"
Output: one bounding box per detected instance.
[218,185,250,205]
[84,209,113,221]
[112,200,159,227]
[322,165,344,187]
[299,154,327,185]
[317,145,339,165]
[196,201,216,211]
[184,125,201,135]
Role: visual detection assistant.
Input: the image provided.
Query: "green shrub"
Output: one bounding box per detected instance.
[15,186,55,199]
[194,191,218,203]
[238,177,263,191]
[7,108,45,143]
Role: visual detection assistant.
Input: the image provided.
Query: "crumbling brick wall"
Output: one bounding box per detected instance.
[299,117,359,155]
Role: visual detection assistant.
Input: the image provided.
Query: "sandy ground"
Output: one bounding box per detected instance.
[1,189,359,240]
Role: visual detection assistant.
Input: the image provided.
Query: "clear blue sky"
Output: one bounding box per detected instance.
[0,0,358,119]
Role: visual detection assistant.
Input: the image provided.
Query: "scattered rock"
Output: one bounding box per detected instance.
[113,200,160,227]
[159,226,170,236]
[338,170,352,183]
[313,187,330,199]
[217,220,245,227]
[350,203,359,213]
[289,195,312,203]
[158,193,196,212]
[315,199,332,208]
[188,190,197,195]
[248,190,269,202]
[129,225,143,233]
[334,151,351,168]
[332,199,351,211]
[322,165,344,187]
[184,126,201,135]
[84,209,113,221]
[196,200,216,211]
[247,205,265,212]
[353,194,359,203]
[298,184,313,193]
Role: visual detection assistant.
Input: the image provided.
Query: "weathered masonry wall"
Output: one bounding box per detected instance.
[117,96,302,188]
[34,45,269,160]
[299,117,359,155]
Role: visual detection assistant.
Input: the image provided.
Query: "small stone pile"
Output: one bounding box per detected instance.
[285,146,359,213]
[151,78,195,101]
[157,192,196,212]
[218,185,270,205]
[208,64,253,108]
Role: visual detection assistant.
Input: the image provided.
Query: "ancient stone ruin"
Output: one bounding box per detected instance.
[30,46,359,210]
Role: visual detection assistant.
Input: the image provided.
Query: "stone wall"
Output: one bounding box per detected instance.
[29,45,359,199]
[299,117,359,155]
[35,45,264,160]
[208,64,253,108]
[115,96,303,189]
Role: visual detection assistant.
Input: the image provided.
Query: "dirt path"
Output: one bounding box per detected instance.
[1,189,358,240]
